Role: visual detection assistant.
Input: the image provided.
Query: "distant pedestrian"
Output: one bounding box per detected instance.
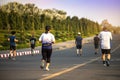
[93,34,100,55]
[30,34,36,56]
[8,31,18,60]
[39,26,55,71]
[98,27,112,66]
[75,32,83,56]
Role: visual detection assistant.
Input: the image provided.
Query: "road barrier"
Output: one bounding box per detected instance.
[0,50,40,58]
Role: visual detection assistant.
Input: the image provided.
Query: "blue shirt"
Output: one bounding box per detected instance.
[9,36,16,46]
[75,36,82,45]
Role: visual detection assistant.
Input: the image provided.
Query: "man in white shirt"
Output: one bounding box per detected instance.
[98,27,112,66]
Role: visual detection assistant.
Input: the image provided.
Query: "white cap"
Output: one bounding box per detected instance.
[78,32,81,34]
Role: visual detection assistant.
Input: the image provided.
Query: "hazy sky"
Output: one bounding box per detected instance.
[0,0,120,26]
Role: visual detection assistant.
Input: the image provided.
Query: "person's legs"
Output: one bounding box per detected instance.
[40,48,47,69]
[80,49,82,56]
[95,44,99,54]
[9,50,13,59]
[107,54,111,60]
[9,45,13,59]
[76,45,79,55]
[31,45,35,56]
[12,46,16,60]
[12,50,16,60]
[76,49,79,55]
[101,49,106,66]
[76,45,82,56]
[106,49,111,66]
[107,49,111,60]
[46,49,52,71]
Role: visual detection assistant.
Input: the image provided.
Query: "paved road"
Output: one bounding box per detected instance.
[0,34,120,80]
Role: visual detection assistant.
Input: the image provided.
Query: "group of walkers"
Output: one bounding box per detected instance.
[8,25,112,71]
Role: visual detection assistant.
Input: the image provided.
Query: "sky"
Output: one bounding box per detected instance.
[0,0,120,26]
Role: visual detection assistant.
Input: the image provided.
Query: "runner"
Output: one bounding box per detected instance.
[93,34,100,55]
[75,32,83,56]
[30,35,36,56]
[39,26,55,71]
[98,27,112,66]
[8,31,18,60]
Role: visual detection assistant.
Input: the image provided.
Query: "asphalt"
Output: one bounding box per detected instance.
[0,34,120,80]
[48,45,120,80]
[38,34,120,80]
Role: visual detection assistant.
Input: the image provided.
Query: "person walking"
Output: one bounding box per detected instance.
[75,32,83,56]
[30,34,36,56]
[39,26,55,71]
[8,31,18,60]
[93,34,100,55]
[98,27,112,66]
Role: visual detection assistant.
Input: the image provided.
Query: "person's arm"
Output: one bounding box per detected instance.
[51,34,55,44]
[39,34,43,43]
[110,32,112,40]
[14,38,18,42]
[75,37,77,44]
[8,38,10,41]
[82,38,84,45]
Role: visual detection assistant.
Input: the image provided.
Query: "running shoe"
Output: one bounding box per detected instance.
[103,63,106,66]
[12,58,16,60]
[40,61,45,69]
[45,67,50,71]
[106,60,110,67]
[103,61,106,66]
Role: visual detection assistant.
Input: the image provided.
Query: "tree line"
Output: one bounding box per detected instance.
[0,2,101,50]
[0,2,100,34]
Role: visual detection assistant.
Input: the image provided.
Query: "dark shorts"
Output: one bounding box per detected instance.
[42,48,52,63]
[101,49,111,54]
[76,45,82,49]
[31,44,35,49]
[94,44,99,49]
[10,45,16,50]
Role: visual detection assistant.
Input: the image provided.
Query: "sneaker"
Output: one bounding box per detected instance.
[103,61,106,66]
[103,63,106,66]
[40,65,44,69]
[40,61,45,69]
[106,60,110,67]
[45,67,50,71]
[12,58,16,60]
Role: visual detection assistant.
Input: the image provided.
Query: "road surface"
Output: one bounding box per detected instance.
[0,34,120,80]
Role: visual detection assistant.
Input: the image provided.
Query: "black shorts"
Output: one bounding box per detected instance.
[31,44,35,49]
[76,45,82,49]
[42,48,52,63]
[94,44,99,49]
[10,45,16,50]
[101,49,111,54]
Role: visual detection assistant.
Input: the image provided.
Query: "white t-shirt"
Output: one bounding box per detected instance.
[98,31,112,49]
[39,32,55,44]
